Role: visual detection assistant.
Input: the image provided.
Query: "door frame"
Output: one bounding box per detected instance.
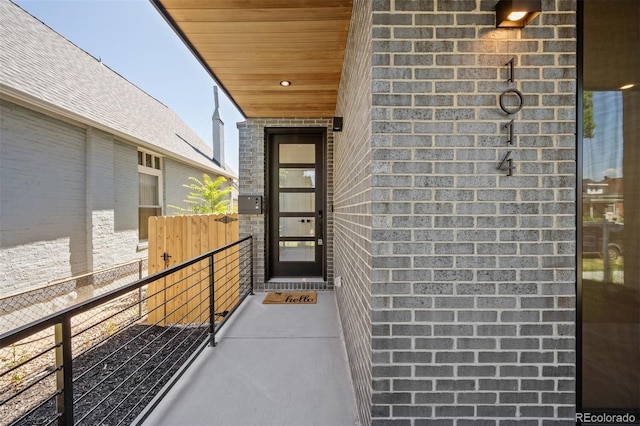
[265,127,327,281]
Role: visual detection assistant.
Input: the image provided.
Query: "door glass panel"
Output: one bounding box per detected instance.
[280,217,315,237]
[581,0,639,412]
[279,144,315,164]
[279,241,315,262]
[279,193,315,212]
[269,131,323,277]
[279,169,315,188]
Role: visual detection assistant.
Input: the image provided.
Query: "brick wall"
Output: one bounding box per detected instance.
[0,100,88,293]
[0,100,200,295]
[366,0,577,424]
[88,132,141,271]
[113,140,139,254]
[333,0,374,424]
[87,128,115,271]
[238,118,335,290]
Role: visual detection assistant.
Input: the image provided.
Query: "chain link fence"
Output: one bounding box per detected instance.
[0,289,146,425]
[0,259,148,425]
[0,259,148,335]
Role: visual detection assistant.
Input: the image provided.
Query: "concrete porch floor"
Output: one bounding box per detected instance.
[140,292,360,426]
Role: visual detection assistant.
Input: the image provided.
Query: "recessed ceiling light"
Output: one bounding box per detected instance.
[620,83,635,90]
[280,80,291,87]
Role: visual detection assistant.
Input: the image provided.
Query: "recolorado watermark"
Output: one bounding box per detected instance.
[577,412,639,425]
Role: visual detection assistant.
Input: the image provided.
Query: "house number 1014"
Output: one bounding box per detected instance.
[498,58,523,176]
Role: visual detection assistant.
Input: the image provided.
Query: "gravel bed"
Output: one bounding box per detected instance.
[6,323,208,426]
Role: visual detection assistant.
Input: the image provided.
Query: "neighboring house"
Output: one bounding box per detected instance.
[583,176,624,220]
[0,0,236,297]
[154,0,639,424]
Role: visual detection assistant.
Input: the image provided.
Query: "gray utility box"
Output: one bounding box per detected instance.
[238,195,263,214]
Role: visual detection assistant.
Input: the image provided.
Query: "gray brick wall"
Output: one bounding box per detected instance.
[238,118,335,290]
[334,0,374,424]
[366,0,577,424]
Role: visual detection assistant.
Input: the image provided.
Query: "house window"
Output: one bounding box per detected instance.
[580,0,639,414]
[138,150,163,241]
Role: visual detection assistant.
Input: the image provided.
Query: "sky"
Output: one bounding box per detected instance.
[13,0,245,175]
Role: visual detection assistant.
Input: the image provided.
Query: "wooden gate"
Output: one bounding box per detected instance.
[147,214,239,326]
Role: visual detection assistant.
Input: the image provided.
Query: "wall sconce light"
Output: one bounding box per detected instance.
[496,0,541,28]
[332,117,343,132]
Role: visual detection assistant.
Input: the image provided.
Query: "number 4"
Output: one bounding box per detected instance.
[498,151,515,176]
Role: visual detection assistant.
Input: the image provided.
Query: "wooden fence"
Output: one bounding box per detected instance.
[147,214,239,326]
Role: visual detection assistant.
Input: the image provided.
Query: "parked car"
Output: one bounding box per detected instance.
[583,221,624,260]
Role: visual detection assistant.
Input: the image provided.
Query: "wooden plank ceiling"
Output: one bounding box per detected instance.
[152,0,353,118]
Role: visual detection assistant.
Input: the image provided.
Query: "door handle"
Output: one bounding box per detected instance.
[317,210,323,246]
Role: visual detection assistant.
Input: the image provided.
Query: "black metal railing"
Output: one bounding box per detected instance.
[0,236,253,426]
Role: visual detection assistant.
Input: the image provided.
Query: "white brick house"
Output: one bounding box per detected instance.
[0,1,236,296]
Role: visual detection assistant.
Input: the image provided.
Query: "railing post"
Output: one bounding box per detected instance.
[602,218,611,282]
[55,316,74,426]
[208,254,216,347]
[250,238,255,295]
[138,259,143,318]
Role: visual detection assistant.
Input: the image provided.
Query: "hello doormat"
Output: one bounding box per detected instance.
[262,292,317,304]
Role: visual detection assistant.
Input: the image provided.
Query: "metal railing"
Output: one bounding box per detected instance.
[0,236,253,426]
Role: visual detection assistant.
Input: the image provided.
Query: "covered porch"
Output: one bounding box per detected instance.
[139,291,360,426]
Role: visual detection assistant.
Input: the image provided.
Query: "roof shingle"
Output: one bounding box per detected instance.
[0,0,234,178]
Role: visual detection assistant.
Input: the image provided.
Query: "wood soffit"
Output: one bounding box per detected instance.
[152,0,353,118]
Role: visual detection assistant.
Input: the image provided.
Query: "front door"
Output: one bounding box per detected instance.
[267,129,325,278]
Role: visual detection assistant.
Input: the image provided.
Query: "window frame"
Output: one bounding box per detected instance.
[138,149,163,242]
[577,1,640,417]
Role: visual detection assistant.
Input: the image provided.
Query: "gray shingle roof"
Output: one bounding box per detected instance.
[0,0,235,179]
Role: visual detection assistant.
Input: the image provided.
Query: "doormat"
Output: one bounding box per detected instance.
[262,292,317,304]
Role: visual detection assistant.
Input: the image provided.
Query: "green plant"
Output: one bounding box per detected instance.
[7,344,28,385]
[583,258,624,273]
[169,174,233,215]
[582,215,603,222]
[583,91,596,139]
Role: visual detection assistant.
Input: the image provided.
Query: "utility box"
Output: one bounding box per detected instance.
[238,195,263,214]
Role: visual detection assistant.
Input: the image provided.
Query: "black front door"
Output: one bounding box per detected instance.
[267,129,325,278]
